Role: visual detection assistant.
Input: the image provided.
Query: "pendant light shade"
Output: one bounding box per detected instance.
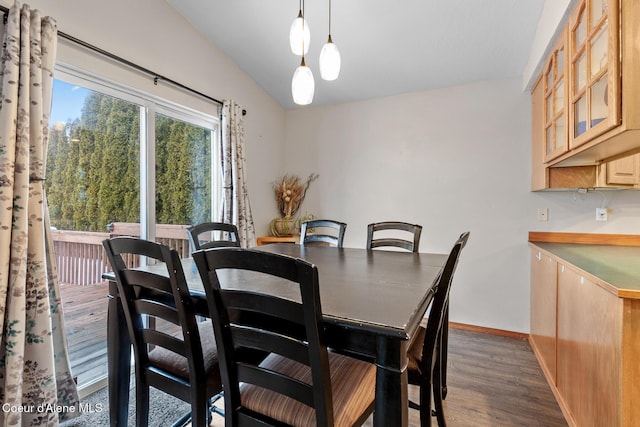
[292,57,315,105]
[289,9,310,55]
[319,35,341,80]
[319,0,340,81]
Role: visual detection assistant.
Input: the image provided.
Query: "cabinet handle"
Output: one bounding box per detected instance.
[536,252,541,260]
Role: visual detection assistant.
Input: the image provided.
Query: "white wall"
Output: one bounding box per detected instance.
[284,78,640,333]
[0,0,286,234]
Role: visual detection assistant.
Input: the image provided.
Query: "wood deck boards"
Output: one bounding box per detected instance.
[60,281,110,386]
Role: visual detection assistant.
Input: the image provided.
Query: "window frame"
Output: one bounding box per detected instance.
[53,63,221,241]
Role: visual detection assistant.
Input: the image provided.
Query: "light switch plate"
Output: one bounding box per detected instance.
[537,208,549,221]
[596,208,608,221]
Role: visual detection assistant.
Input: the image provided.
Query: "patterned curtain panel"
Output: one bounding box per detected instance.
[0,3,79,425]
[220,100,257,248]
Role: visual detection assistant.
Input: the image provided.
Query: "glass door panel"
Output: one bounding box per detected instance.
[575,53,587,91]
[48,79,141,390]
[554,81,564,114]
[574,95,587,136]
[590,26,608,77]
[154,112,214,255]
[555,117,565,151]
[575,9,586,47]
[590,0,607,27]
[543,28,568,162]
[570,0,619,148]
[591,74,609,126]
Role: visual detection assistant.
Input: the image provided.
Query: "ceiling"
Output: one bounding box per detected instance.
[166,0,545,110]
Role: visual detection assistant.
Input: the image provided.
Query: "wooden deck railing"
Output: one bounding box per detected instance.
[51,223,191,286]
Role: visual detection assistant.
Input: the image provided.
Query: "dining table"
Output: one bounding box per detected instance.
[105,243,447,427]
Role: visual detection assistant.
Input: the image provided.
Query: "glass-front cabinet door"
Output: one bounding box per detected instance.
[569,0,620,149]
[543,27,568,162]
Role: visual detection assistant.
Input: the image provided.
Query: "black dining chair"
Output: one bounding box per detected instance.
[102,237,223,427]
[193,247,376,427]
[406,231,470,426]
[300,219,347,248]
[366,221,423,252]
[186,221,240,252]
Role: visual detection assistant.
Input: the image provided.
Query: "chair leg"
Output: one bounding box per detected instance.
[419,382,433,427]
[419,365,433,427]
[432,348,447,427]
[135,377,150,427]
[190,389,209,427]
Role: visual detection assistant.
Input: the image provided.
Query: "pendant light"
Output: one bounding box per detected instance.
[289,0,310,56]
[292,56,315,105]
[319,0,341,80]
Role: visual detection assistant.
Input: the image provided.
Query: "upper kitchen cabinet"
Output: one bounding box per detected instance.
[568,0,620,150]
[531,0,640,190]
[543,27,569,163]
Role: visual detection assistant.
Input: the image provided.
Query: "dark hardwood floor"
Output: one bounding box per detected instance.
[426,327,567,426]
[205,328,567,427]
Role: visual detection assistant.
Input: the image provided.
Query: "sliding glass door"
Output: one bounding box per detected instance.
[47,71,219,394]
[48,79,141,392]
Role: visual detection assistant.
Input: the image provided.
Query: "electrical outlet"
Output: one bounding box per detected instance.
[596,208,608,221]
[537,208,549,221]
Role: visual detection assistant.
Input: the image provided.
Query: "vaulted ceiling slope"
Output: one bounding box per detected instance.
[167,0,545,110]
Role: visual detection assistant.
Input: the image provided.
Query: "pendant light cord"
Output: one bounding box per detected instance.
[328,0,332,37]
[302,0,306,56]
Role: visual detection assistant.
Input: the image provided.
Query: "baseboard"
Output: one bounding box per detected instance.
[448,322,529,339]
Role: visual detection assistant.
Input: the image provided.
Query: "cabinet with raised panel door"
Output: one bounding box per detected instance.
[600,153,640,187]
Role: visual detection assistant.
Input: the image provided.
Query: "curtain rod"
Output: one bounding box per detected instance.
[0,5,246,116]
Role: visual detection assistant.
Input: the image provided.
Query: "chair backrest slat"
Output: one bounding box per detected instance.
[237,364,316,407]
[366,221,422,252]
[300,219,347,248]
[187,222,241,252]
[232,326,310,365]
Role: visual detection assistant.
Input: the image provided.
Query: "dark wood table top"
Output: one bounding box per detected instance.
[171,243,447,339]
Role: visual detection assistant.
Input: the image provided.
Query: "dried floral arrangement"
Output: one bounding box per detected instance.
[272,173,319,218]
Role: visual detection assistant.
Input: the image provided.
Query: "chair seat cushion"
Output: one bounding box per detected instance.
[148,320,220,390]
[240,351,376,427]
[407,325,426,376]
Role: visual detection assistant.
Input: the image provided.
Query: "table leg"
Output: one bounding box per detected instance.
[107,280,131,427]
[373,337,409,427]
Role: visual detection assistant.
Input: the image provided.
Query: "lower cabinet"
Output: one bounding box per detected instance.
[557,264,622,426]
[529,250,557,381]
[530,247,640,426]
[598,154,640,188]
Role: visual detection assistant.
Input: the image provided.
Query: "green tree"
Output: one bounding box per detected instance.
[47,88,212,232]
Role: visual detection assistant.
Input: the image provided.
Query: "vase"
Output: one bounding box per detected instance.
[270,217,296,236]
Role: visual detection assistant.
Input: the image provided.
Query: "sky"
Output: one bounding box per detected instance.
[50,79,89,127]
